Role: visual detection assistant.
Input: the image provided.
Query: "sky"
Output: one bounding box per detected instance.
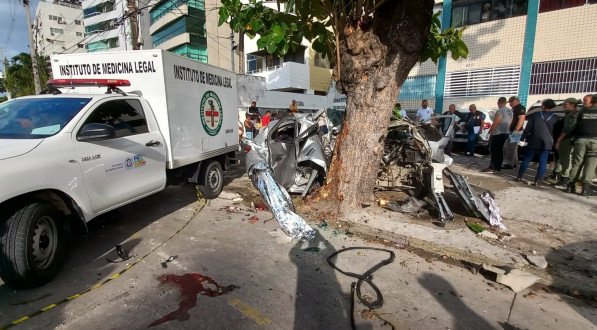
[0,0,40,72]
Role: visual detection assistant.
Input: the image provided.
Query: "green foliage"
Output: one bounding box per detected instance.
[219,0,335,60]
[219,1,468,67]
[3,53,51,97]
[420,11,469,63]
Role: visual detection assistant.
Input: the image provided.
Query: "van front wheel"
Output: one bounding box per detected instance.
[0,202,67,288]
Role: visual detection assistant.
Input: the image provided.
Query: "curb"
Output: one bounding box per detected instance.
[341,219,597,300]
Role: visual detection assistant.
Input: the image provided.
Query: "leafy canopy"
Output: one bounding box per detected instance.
[3,53,51,97]
[219,0,468,65]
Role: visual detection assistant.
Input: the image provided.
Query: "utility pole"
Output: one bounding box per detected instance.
[230,31,235,72]
[127,0,140,50]
[23,0,41,94]
[238,29,245,74]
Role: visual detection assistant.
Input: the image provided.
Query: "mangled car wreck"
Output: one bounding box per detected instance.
[243,109,495,226]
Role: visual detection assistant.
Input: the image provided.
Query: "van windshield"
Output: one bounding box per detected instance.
[0,97,91,139]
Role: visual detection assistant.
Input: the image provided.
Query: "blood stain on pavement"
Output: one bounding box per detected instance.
[149,273,238,327]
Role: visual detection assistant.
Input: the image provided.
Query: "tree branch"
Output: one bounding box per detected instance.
[365,0,388,16]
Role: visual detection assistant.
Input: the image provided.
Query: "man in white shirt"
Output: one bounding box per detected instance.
[415,100,434,122]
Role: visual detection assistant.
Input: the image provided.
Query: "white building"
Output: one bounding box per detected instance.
[241,1,334,110]
[34,0,85,55]
[82,0,131,52]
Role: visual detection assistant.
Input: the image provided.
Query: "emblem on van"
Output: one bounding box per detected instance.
[200,91,223,136]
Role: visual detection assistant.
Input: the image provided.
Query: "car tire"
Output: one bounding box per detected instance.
[199,160,224,199]
[0,202,67,288]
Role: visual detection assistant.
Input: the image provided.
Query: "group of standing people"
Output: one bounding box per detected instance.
[241,100,300,140]
[484,94,596,196]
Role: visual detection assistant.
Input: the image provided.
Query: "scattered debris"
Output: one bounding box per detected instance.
[106,244,135,263]
[161,255,178,268]
[478,230,499,240]
[525,255,548,269]
[268,229,293,244]
[467,223,485,233]
[523,291,537,299]
[361,309,375,320]
[377,199,390,207]
[220,206,245,214]
[303,247,321,253]
[317,220,329,229]
[357,251,366,256]
[482,264,541,293]
[498,233,517,242]
[232,197,244,204]
[219,191,242,200]
[480,192,507,230]
[399,197,424,214]
[254,201,268,211]
[248,216,259,224]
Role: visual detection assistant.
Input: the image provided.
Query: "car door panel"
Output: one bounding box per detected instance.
[72,98,166,213]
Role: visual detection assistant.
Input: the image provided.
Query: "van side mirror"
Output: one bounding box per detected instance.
[77,123,116,141]
[331,126,341,136]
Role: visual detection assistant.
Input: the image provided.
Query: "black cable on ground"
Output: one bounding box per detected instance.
[327,247,396,330]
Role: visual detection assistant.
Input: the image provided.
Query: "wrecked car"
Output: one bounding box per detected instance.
[244,108,334,196]
[244,112,496,224]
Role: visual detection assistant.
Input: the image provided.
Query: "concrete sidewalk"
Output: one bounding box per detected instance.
[337,153,597,299]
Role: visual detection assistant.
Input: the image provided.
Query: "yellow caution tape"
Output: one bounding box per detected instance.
[1,192,207,330]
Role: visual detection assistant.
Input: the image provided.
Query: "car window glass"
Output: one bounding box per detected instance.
[82,99,148,138]
[272,123,295,142]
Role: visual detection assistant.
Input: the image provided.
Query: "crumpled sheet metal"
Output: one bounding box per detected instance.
[249,162,315,241]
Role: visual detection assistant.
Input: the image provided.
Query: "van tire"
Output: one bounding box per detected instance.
[0,202,67,288]
[199,160,224,199]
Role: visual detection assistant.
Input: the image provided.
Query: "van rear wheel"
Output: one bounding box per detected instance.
[199,160,224,199]
[0,202,67,288]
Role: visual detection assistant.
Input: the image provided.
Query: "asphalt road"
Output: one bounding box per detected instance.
[1,181,595,329]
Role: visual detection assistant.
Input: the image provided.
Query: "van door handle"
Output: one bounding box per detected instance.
[146,140,161,147]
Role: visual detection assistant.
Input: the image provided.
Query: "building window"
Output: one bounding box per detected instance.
[398,75,437,100]
[539,0,594,12]
[314,52,330,69]
[76,32,83,36]
[530,57,597,95]
[87,37,119,52]
[169,44,208,62]
[85,19,117,35]
[49,15,57,20]
[150,0,205,24]
[50,28,64,36]
[151,6,206,47]
[246,54,264,73]
[445,66,521,97]
[452,0,528,27]
[283,46,305,64]
[75,20,82,25]
[83,1,115,18]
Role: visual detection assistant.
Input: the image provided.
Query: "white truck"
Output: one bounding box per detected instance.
[0,50,238,287]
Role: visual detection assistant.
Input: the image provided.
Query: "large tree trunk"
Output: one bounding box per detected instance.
[319,0,434,214]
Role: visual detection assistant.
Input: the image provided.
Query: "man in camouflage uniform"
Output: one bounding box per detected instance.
[553,98,580,188]
[567,94,597,196]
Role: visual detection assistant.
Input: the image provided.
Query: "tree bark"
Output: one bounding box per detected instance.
[320,0,434,214]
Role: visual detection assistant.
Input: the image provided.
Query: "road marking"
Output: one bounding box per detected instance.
[228,298,272,326]
[0,193,209,330]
